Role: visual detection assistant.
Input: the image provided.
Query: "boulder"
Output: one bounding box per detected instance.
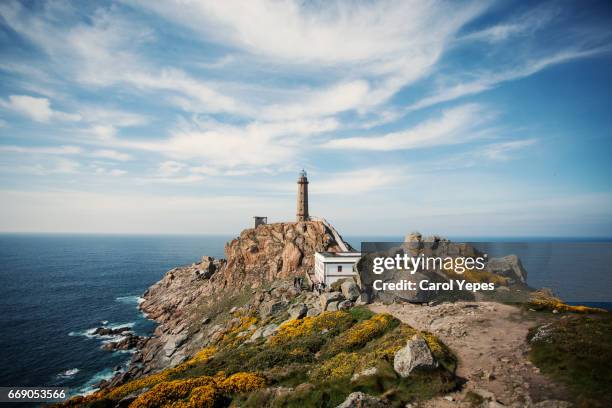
[92,326,131,336]
[487,255,527,284]
[338,300,353,311]
[306,307,321,317]
[327,301,340,311]
[341,281,361,302]
[320,291,344,310]
[249,323,279,342]
[288,303,307,320]
[393,335,437,377]
[336,392,387,408]
[262,323,279,337]
[259,300,288,319]
[351,367,378,382]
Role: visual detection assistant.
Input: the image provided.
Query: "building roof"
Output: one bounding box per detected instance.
[316,251,361,258]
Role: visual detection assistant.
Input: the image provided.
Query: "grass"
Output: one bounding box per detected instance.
[528,314,612,407]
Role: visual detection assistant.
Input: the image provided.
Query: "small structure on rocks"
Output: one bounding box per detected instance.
[253,216,267,228]
[314,251,361,285]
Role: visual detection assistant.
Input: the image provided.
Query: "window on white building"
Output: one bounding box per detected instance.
[337,265,342,272]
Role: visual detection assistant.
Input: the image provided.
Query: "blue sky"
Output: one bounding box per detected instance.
[0,0,611,236]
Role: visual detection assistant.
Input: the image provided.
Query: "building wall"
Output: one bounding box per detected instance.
[314,253,361,285]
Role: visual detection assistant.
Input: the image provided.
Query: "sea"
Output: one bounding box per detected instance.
[0,234,611,396]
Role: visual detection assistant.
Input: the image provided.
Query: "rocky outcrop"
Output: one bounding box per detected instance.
[101,333,146,351]
[221,221,345,287]
[113,221,348,383]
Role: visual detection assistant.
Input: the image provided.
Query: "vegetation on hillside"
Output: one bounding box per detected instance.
[528,314,612,408]
[60,308,458,408]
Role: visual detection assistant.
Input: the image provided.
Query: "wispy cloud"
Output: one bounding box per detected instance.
[407,47,611,112]
[323,104,490,151]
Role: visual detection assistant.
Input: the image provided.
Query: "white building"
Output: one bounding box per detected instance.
[314,251,362,286]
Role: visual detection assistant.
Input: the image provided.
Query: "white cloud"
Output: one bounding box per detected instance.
[89,125,117,140]
[118,0,488,116]
[0,95,80,122]
[79,108,148,127]
[311,167,406,195]
[127,0,484,64]
[323,104,489,151]
[114,118,339,172]
[0,145,81,155]
[158,161,186,177]
[91,149,132,161]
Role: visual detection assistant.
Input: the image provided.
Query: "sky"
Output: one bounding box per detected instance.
[0,0,611,236]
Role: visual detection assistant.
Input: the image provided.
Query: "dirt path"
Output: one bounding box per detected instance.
[369,302,569,407]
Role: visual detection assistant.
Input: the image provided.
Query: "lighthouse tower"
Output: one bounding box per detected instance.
[296,169,309,221]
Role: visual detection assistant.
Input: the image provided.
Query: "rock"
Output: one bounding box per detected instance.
[249,323,279,342]
[306,307,321,317]
[533,401,573,408]
[341,281,360,301]
[101,334,146,351]
[351,367,378,381]
[162,333,188,357]
[327,301,340,311]
[92,326,131,336]
[320,291,344,310]
[115,395,138,408]
[487,254,527,284]
[229,306,238,314]
[259,300,288,319]
[195,256,218,279]
[288,303,307,320]
[472,388,496,401]
[393,335,437,377]
[338,300,353,311]
[405,232,423,250]
[355,292,369,305]
[336,392,387,408]
[201,317,211,325]
[262,323,279,337]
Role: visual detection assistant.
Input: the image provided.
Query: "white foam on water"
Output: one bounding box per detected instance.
[57,368,79,378]
[73,367,115,396]
[116,295,144,305]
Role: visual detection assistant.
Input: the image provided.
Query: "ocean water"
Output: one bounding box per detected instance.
[0,234,230,395]
[0,234,611,395]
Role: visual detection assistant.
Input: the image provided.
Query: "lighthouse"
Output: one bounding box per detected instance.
[296,169,309,221]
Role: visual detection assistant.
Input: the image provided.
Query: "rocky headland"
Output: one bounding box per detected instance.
[64,221,611,408]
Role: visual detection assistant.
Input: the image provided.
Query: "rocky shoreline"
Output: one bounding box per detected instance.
[98,221,348,390]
